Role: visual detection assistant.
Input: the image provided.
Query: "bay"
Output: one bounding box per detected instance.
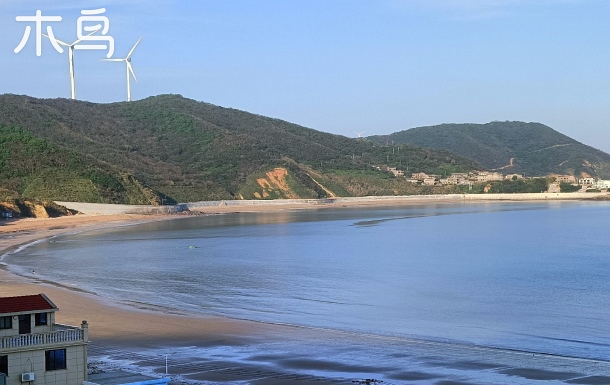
[6,201,610,361]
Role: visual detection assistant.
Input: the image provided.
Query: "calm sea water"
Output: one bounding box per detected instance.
[5,201,610,361]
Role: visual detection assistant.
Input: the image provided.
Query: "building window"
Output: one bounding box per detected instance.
[45,349,66,371]
[35,313,47,326]
[0,355,7,375]
[0,317,11,330]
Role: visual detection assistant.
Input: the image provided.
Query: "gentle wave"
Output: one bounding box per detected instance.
[1,236,54,261]
[6,202,610,362]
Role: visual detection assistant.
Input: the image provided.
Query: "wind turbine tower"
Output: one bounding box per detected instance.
[103,38,142,102]
[355,132,365,138]
[43,30,99,100]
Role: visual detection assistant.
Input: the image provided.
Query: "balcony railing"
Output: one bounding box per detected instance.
[1,324,85,350]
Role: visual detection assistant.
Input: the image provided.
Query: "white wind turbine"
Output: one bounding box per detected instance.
[42,29,99,100]
[355,131,365,138]
[102,38,142,102]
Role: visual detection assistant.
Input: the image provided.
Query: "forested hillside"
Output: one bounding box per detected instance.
[0,94,476,203]
[0,125,156,203]
[369,121,610,178]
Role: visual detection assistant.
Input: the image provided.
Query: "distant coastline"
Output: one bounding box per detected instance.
[5,192,607,286]
[55,191,610,215]
[3,192,607,265]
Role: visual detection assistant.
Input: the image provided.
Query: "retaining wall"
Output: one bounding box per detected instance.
[54,202,184,215]
[56,192,608,215]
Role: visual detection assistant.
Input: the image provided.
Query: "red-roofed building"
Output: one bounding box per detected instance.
[0,294,56,315]
[0,294,88,385]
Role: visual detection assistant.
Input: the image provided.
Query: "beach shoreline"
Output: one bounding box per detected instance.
[3,197,610,384]
[54,191,610,215]
[0,211,279,338]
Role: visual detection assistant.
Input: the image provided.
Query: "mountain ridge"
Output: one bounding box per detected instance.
[0,94,475,203]
[368,121,610,179]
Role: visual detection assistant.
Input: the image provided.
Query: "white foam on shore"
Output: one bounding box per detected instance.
[88,338,610,385]
[0,236,53,262]
[1,215,181,265]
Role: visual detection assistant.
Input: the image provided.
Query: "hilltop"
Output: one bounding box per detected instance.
[368,121,610,178]
[0,94,476,204]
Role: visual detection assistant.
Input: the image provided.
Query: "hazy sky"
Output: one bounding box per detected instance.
[2,0,610,152]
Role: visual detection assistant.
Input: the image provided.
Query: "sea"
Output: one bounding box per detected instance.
[4,201,610,382]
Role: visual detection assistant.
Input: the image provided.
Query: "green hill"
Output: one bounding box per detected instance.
[0,125,156,204]
[0,94,477,203]
[368,121,610,178]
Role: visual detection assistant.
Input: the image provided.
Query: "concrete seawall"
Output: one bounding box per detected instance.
[458,192,609,201]
[54,202,184,215]
[55,192,608,215]
[183,192,609,209]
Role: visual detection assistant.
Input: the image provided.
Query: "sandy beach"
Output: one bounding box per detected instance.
[3,200,610,384]
[0,213,279,343]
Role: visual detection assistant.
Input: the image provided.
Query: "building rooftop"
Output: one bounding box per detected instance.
[0,293,57,314]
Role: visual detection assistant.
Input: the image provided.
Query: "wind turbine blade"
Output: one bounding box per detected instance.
[42,33,69,47]
[126,37,142,59]
[71,28,101,46]
[101,58,125,62]
[127,62,137,82]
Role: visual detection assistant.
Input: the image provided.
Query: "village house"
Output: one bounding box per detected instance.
[595,180,610,190]
[422,177,437,186]
[472,171,504,183]
[0,294,88,385]
[554,175,576,184]
[410,172,429,181]
[444,173,469,185]
[578,177,596,186]
[387,167,404,177]
[504,173,524,181]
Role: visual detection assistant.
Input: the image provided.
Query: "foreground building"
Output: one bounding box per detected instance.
[0,294,88,385]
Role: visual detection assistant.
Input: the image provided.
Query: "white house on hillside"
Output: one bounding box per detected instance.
[595,180,610,189]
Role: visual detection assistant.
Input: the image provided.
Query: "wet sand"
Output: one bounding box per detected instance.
[2,205,610,384]
[0,213,279,344]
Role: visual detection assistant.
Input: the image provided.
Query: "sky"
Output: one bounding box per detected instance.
[2,0,610,152]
